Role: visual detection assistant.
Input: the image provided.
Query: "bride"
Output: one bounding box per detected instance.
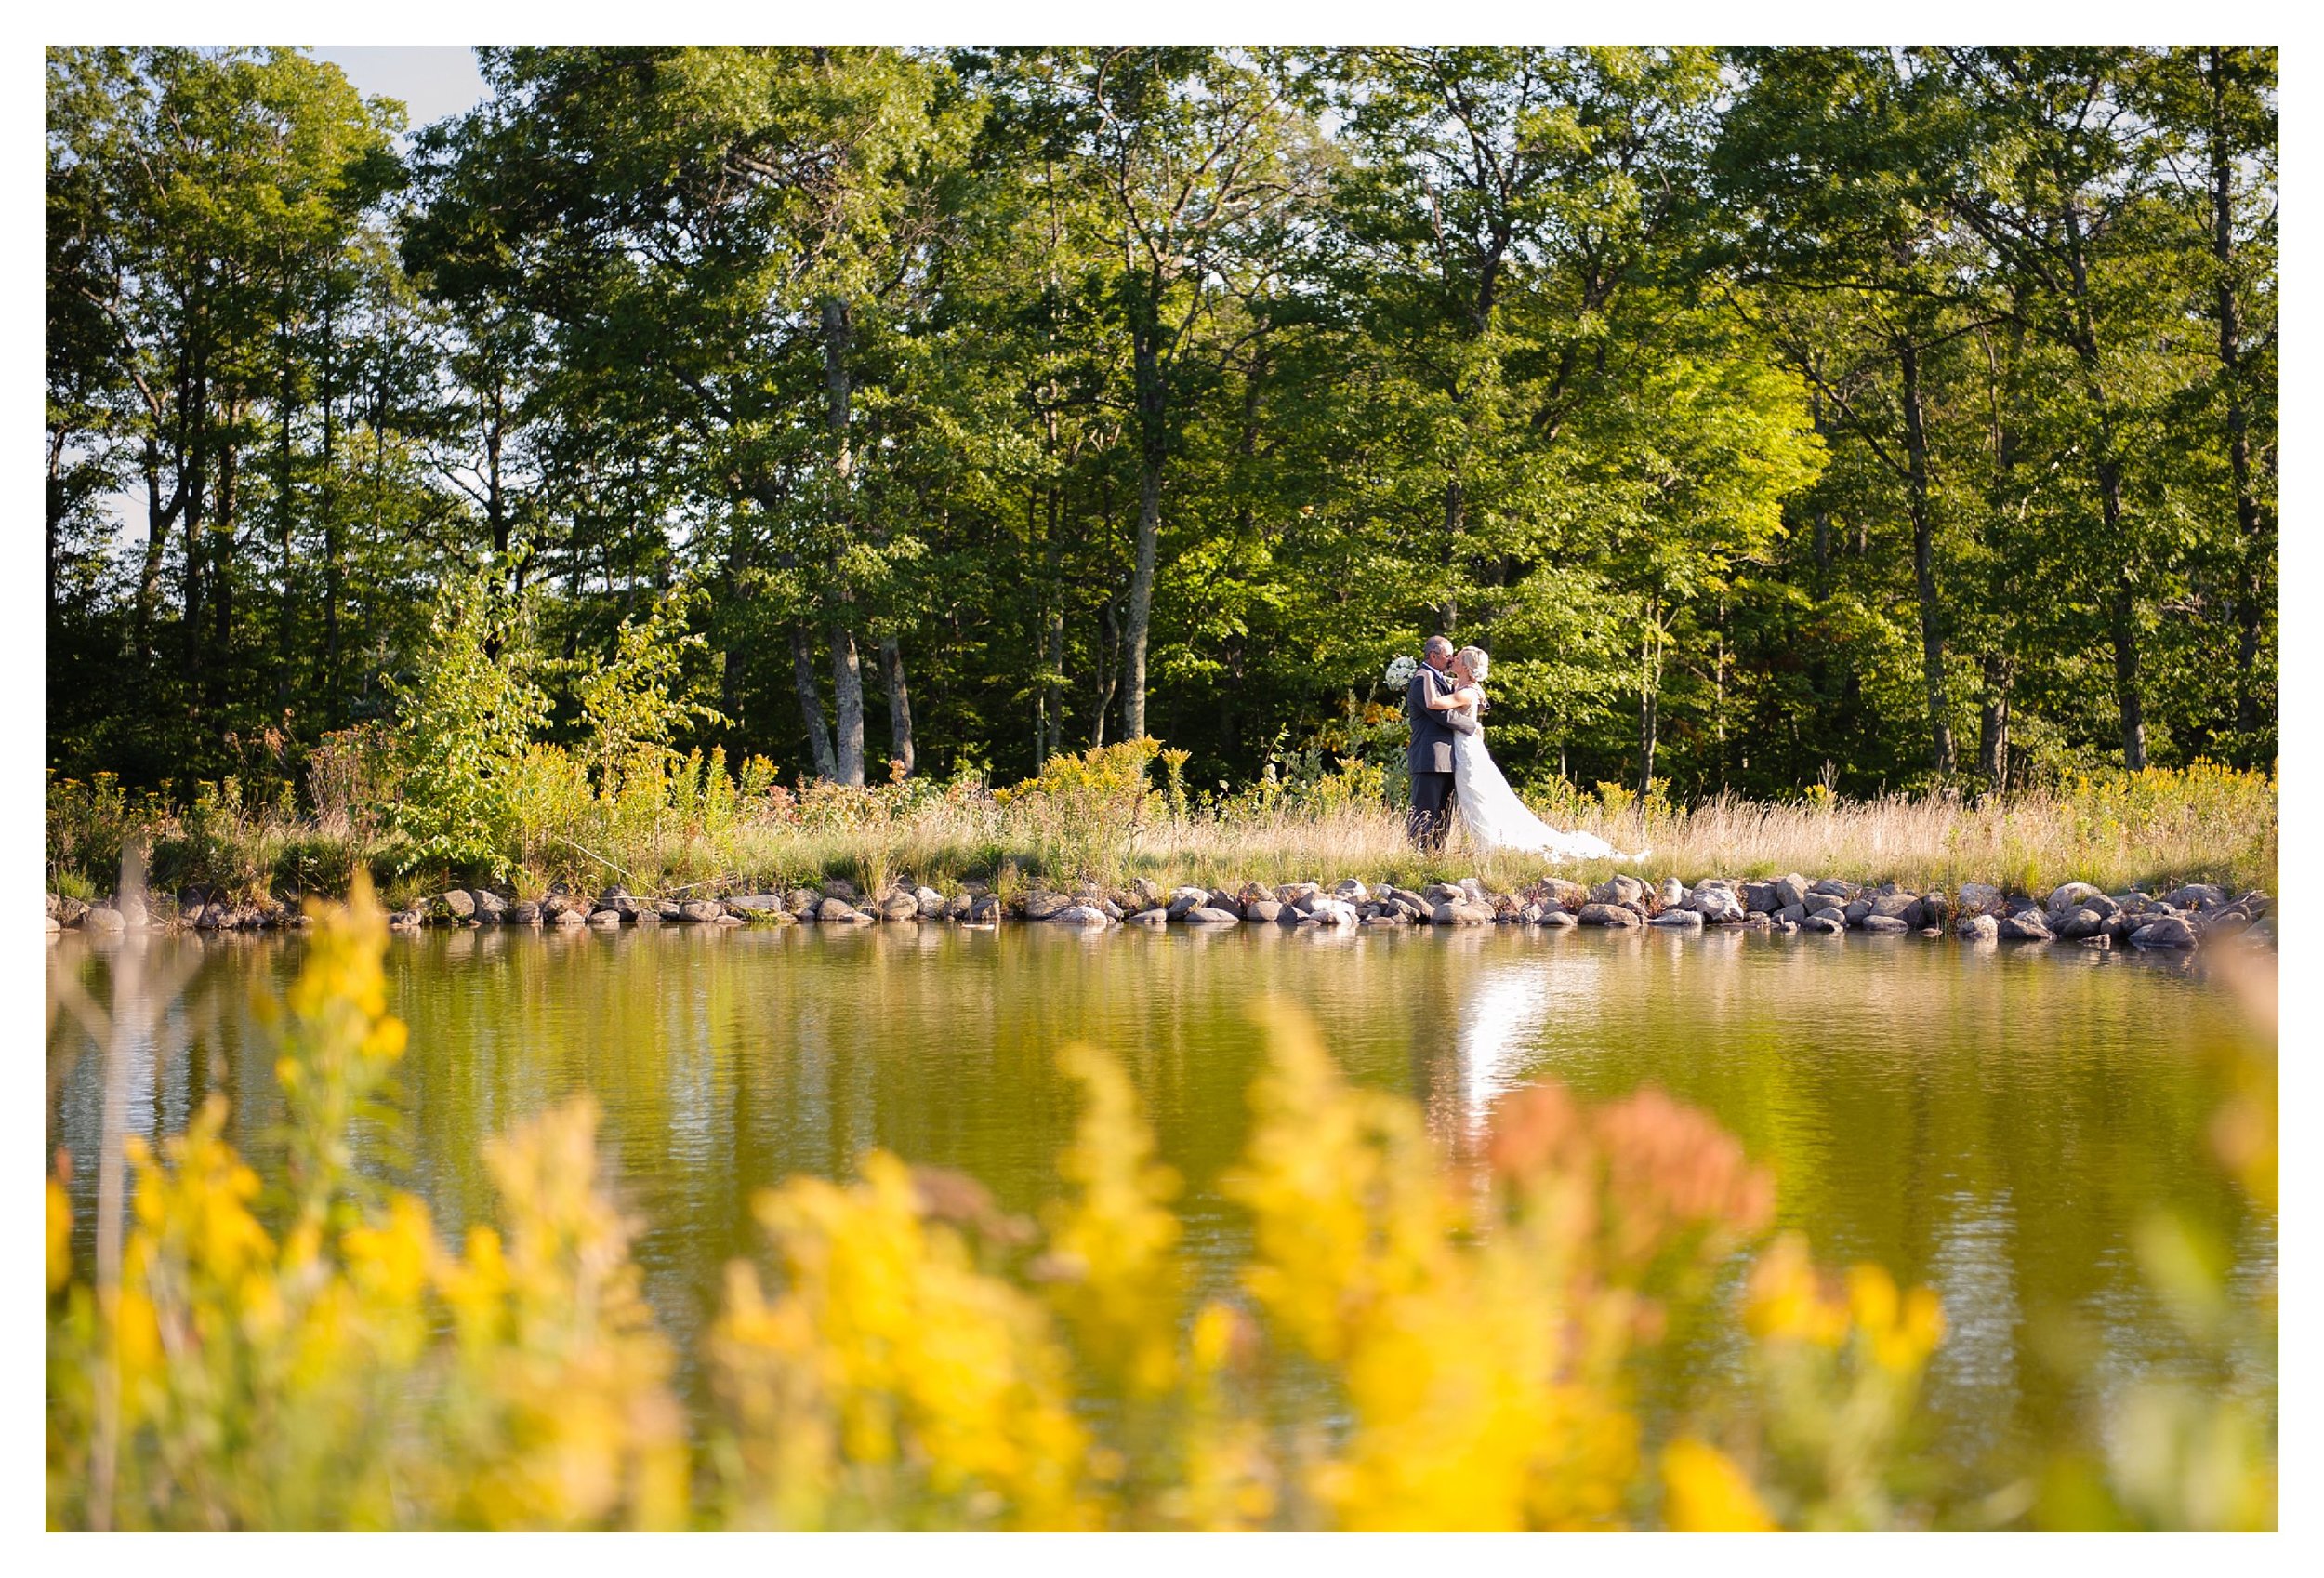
[1429,645,1647,863]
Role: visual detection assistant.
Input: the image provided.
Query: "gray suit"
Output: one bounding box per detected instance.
[1406,663,1472,849]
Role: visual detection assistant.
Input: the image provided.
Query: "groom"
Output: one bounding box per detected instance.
[1406,634,1473,850]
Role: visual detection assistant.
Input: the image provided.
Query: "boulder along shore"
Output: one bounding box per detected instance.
[46,872,2273,953]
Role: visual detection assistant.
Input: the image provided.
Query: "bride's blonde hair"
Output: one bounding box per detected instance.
[1455,645,1490,683]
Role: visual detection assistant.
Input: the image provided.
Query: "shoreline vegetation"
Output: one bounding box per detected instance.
[47,743,2277,952]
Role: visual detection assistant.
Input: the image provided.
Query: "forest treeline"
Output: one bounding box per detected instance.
[46,46,2277,802]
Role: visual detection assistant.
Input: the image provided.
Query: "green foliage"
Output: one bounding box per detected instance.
[381,575,549,876]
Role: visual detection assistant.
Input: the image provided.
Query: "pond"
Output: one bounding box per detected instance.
[46,922,2276,1506]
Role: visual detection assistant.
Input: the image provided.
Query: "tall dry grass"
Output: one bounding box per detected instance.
[46,752,2276,906]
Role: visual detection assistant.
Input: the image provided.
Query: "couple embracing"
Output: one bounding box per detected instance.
[1404,634,1644,863]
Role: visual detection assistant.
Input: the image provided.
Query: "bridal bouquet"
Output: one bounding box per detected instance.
[1383,654,1419,688]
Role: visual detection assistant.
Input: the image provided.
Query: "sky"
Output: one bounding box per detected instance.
[311,45,491,131]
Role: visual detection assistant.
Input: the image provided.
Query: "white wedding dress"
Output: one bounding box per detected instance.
[1451,709,1646,863]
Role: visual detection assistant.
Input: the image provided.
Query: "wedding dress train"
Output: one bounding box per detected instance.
[1451,726,1647,863]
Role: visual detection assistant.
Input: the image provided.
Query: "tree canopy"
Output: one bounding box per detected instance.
[47,45,2277,801]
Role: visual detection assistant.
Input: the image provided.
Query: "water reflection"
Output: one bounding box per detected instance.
[46,922,2269,1500]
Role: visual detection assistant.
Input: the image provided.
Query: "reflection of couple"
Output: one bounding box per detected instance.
[1405,635,1644,862]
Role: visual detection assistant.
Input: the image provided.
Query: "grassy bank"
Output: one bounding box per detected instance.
[46,746,2278,909]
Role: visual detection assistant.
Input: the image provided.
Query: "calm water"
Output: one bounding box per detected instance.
[47,922,2276,1498]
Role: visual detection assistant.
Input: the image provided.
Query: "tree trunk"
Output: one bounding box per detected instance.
[2061,200,2146,771]
[2211,51,2273,756]
[210,427,238,716]
[790,624,838,782]
[1091,597,1120,750]
[1978,653,2013,790]
[1898,340,1955,777]
[134,436,171,665]
[880,635,914,777]
[1122,297,1164,740]
[1637,594,1660,796]
[2106,557,2146,772]
[321,293,342,729]
[830,626,866,787]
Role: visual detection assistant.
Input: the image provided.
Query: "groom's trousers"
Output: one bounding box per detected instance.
[1408,771,1457,851]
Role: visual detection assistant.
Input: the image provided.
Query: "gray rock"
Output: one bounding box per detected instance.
[1771,919,1799,935]
[1774,873,1811,910]
[822,878,861,903]
[1656,876,1689,909]
[587,908,622,927]
[1459,877,1490,905]
[1431,900,1497,926]
[85,906,125,934]
[2046,882,2106,916]
[680,900,726,923]
[944,894,975,921]
[2053,907,2108,941]
[1802,892,1847,916]
[815,897,860,924]
[1539,908,1578,929]
[1776,902,1807,925]
[1131,877,1165,907]
[2161,883,2227,911]
[1244,898,1286,923]
[1532,877,1590,911]
[1125,907,1169,925]
[1203,890,1247,919]
[1166,887,1213,920]
[507,901,541,925]
[1332,878,1369,901]
[1363,909,1410,927]
[2078,934,2113,949]
[469,888,507,922]
[1650,908,1704,930]
[1868,892,1920,922]
[1591,874,1649,908]
[1689,885,1749,923]
[786,888,821,918]
[1578,902,1640,928]
[1023,891,1074,921]
[1309,897,1361,927]
[968,894,1003,923]
[116,891,149,927]
[1052,904,1112,927]
[1998,909,2053,942]
[1842,899,1874,927]
[726,892,785,912]
[1861,914,1910,935]
[2131,914,2199,949]
[915,885,947,917]
[878,892,920,922]
[1809,878,1857,899]
[1801,911,1845,935]
[1743,881,1782,913]
[1185,906,1241,926]
[1957,882,2006,915]
[388,909,423,931]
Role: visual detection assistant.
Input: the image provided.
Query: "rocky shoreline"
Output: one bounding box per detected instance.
[46,870,2273,953]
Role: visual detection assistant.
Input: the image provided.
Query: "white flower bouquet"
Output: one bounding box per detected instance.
[1383,654,1419,689]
